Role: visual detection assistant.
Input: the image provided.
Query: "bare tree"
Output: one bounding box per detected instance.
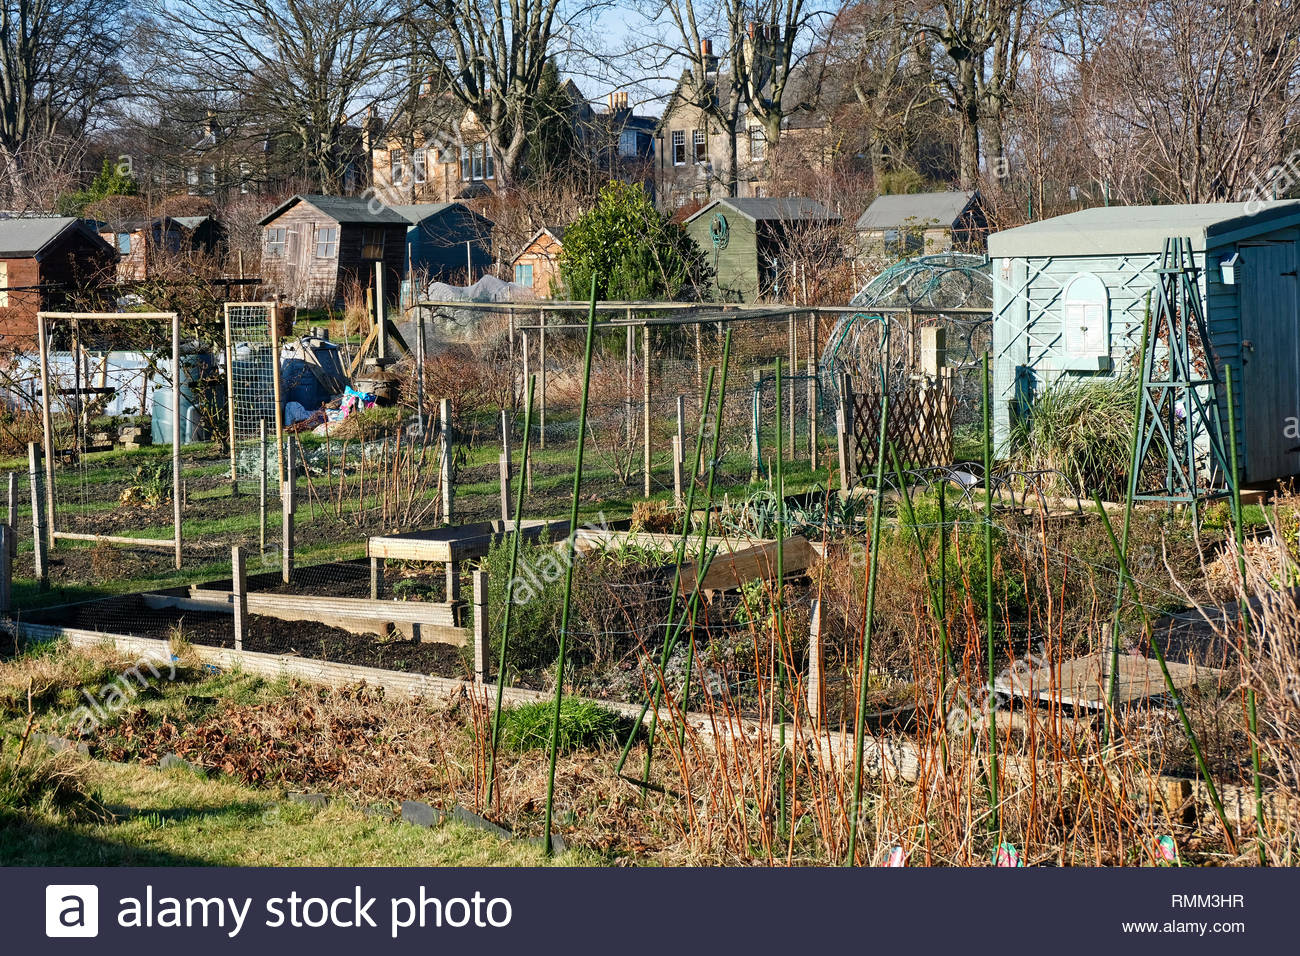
[136,0,395,193]
[0,0,126,201]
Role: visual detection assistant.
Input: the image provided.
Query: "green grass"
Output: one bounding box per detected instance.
[0,758,591,866]
[497,699,632,754]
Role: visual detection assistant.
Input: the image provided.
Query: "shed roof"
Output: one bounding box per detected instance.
[0,217,111,258]
[855,191,976,231]
[685,197,839,226]
[389,203,493,230]
[988,200,1300,258]
[512,226,565,263]
[259,195,410,227]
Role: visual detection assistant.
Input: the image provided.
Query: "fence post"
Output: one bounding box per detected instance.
[643,323,652,499]
[921,325,947,379]
[259,419,268,553]
[539,309,547,449]
[472,569,489,683]
[807,598,823,727]
[6,472,16,559]
[0,526,11,615]
[232,545,247,652]
[751,369,762,481]
[788,313,797,462]
[808,312,819,469]
[370,555,383,599]
[500,409,512,523]
[27,444,47,589]
[672,436,684,508]
[440,398,453,525]
[837,372,854,494]
[281,438,295,584]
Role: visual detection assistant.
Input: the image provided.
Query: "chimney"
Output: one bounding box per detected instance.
[608,92,615,110]
[748,21,755,39]
[701,38,713,58]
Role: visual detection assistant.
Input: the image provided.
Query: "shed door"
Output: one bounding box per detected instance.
[1239,241,1300,482]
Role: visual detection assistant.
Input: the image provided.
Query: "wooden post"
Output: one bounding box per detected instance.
[921,325,947,379]
[36,313,55,550]
[643,322,652,499]
[751,369,762,481]
[521,331,530,429]
[694,322,703,403]
[0,525,10,615]
[27,444,47,589]
[807,601,823,724]
[6,472,16,559]
[837,372,854,494]
[499,410,512,522]
[808,312,819,468]
[440,398,453,524]
[446,559,461,621]
[370,556,382,599]
[259,419,268,552]
[375,269,388,363]
[281,438,295,584]
[415,306,427,434]
[270,302,286,487]
[224,307,238,495]
[673,394,686,507]
[172,312,182,570]
[538,309,547,449]
[472,569,489,683]
[788,312,797,462]
[231,545,247,652]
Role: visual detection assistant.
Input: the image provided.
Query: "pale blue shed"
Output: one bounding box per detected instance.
[990,201,1300,482]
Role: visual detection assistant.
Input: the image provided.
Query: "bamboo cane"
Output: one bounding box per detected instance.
[982,353,999,830]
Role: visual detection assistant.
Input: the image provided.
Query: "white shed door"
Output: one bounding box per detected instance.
[1239,241,1300,482]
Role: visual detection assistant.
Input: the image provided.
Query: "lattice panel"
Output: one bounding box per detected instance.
[850,373,953,473]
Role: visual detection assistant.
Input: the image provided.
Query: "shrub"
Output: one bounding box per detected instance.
[1009,375,1137,500]
[497,699,631,754]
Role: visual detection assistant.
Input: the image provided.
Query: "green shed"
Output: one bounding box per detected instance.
[991,201,1300,482]
[684,197,839,302]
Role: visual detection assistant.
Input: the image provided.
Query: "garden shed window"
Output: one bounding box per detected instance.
[264,227,287,257]
[315,226,338,258]
[361,228,385,259]
[1062,272,1110,358]
[514,262,534,287]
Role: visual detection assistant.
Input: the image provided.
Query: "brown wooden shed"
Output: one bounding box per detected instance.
[258,195,408,307]
[0,217,117,342]
[511,226,564,297]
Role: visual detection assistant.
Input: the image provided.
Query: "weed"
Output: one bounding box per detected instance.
[497,699,632,754]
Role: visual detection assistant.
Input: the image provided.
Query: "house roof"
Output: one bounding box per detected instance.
[855,191,977,231]
[259,194,410,227]
[685,197,839,226]
[988,200,1300,258]
[0,217,113,259]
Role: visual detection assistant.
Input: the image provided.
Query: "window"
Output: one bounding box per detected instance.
[619,129,638,157]
[461,143,494,181]
[361,228,385,260]
[264,227,287,257]
[413,148,427,183]
[1063,272,1110,359]
[116,233,132,254]
[749,126,765,162]
[315,226,338,258]
[671,130,686,166]
[514,262,534,287]
[0,263,7,308]
[693,129,707,164]
[390,148,406,184]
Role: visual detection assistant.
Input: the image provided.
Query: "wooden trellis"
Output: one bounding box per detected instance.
[849,369,953,473]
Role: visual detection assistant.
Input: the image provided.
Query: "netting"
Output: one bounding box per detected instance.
[226,302,279,482]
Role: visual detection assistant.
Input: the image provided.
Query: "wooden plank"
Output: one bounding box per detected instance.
[679,536,813,593]
[994,651,1229,709]
[52,531,176,549]
[368,519,570,563]
[182,588,462,630]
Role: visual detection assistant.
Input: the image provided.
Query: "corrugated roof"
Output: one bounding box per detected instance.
[259,195,410,226]
[855,191,975,231]
[0,217,105,258]
[988,200,1300,258]
[685,197,839,225]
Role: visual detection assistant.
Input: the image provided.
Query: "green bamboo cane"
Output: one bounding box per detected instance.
[1093,492,1237,853]
[774,357,788,838]
[982,353,999,830]
[1106,296,1152,746]
[845,391,889,866]
[644,330,733,779]
[613,369,715,777]
[888,444,954,763]
[485,374,535,807]
[1225,365,1266,864]
[541,278,598,857]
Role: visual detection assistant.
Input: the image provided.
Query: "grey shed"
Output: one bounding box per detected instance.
[855,191,986,253]
[990,200,1300,482]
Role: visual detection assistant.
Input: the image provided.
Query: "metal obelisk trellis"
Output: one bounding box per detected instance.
[1129,237,1230,511]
